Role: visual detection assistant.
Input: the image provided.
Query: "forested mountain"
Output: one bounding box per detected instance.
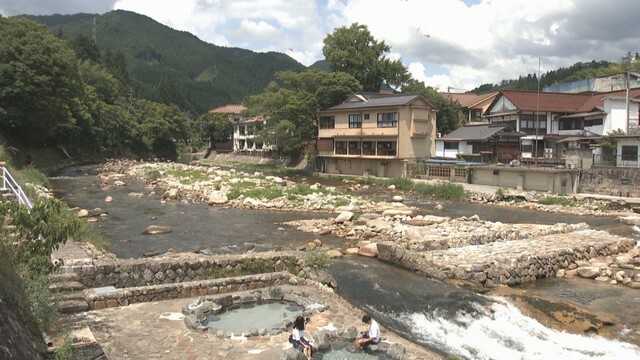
[25,10,305,115]
[471,60,630,94]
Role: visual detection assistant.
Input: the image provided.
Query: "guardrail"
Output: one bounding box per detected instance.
[1,166,33,209]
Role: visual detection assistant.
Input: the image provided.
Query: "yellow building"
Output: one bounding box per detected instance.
[317,92,438,177]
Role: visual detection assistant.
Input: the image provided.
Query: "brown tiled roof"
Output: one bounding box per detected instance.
[209,104,247,114]
[500,90,591,112]
[442,93,481,107]
[577,88,640,112]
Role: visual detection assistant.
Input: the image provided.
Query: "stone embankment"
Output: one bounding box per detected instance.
[287,211,640,289]
[51,252,343,313]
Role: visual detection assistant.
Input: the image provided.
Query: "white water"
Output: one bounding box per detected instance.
[397,297,640,360]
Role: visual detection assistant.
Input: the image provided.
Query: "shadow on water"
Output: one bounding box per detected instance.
[328,257,640,360]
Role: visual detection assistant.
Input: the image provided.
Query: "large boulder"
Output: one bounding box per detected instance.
[335,211,354,223]
[280,347,306,360]
[576,266,600,279]
[358,243,379,257]
[207,190,228,205]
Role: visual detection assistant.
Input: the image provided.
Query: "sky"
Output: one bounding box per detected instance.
[1,0,640,91]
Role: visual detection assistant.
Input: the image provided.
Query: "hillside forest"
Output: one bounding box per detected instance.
[1,10,635,162]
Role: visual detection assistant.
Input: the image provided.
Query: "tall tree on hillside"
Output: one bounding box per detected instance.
[323,23,410,91]
[245,70,361,158]
[192,112,232,158]
[0,17,85,146]
[403,79,463,135]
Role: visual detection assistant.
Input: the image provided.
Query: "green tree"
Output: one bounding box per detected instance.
[129,99,190,160]
[0,17,85,146]
[103,48,130,87]
[245,70,361,158]
[192,112,232,157]
[69,33,101,63]
[403,79,463,135]
[323,23,410,91]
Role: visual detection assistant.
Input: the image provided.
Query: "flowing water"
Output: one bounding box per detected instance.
[328,257,640,360]
[49,165,640,359]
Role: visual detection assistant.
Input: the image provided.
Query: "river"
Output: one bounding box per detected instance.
[49,165,640,359]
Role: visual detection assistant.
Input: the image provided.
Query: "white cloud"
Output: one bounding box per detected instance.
[4,0,640,90]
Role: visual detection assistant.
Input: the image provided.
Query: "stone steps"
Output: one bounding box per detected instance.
[49,271,90,314]
[58,299,90,314]
[49,281,86,293]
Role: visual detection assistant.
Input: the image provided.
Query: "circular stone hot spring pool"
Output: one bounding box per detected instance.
[182,287,327,337]
[204,300,303,333]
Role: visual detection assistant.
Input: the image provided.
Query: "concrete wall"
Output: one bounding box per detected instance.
[471,166,579,194]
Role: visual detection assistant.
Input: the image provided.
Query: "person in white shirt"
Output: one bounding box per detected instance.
[355,314,380,349]
[291,315,313,360]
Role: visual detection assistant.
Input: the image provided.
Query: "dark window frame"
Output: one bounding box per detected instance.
[377,112,398,128]
[320,116,335,129]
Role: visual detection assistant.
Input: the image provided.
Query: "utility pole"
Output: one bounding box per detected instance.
[92,17,97,44]
[623,51,632,134]
[535,57,541,167]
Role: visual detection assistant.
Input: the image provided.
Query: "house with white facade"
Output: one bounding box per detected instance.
[483,89,640,166]
[233,115,274,155]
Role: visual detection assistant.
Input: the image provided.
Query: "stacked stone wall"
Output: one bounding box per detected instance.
[579,168,640,197]
[85,272,293,310]
[378,237,636,288]
[61,254,300,289]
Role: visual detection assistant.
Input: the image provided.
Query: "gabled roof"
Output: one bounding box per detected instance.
[489,88,640,115]
[443,92,498,108]
[209,104,247,114]
[497,90,592,112]
[440,124,521,141]
[577,88,640,112]
[322,93,435,111]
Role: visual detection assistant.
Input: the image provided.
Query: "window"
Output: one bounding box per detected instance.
[471,110,482,122]
[444,142,458,150]
[349,114,362,128]
[238,140,245,149]
[348,141,361,155]
[320,116,335,129]
[376,141,397,156]
[519,113,547,134]
[247,140,254,149]
[621,145,638,161]
[239,126,245,135]
[585,118,603,127]
[362,141,375,155]
[335,141,347,154]
[377,112,398,127]
[364,114,370,120]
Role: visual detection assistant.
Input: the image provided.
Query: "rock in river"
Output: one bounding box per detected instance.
[143,225,173,235]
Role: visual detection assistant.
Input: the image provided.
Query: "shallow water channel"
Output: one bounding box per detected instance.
[49,166,640,359]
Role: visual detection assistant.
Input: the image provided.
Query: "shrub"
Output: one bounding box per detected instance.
[537,196,584,207]
[305,252,330,270]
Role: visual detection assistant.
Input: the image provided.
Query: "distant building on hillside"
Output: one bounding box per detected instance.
[543,72,640,93]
